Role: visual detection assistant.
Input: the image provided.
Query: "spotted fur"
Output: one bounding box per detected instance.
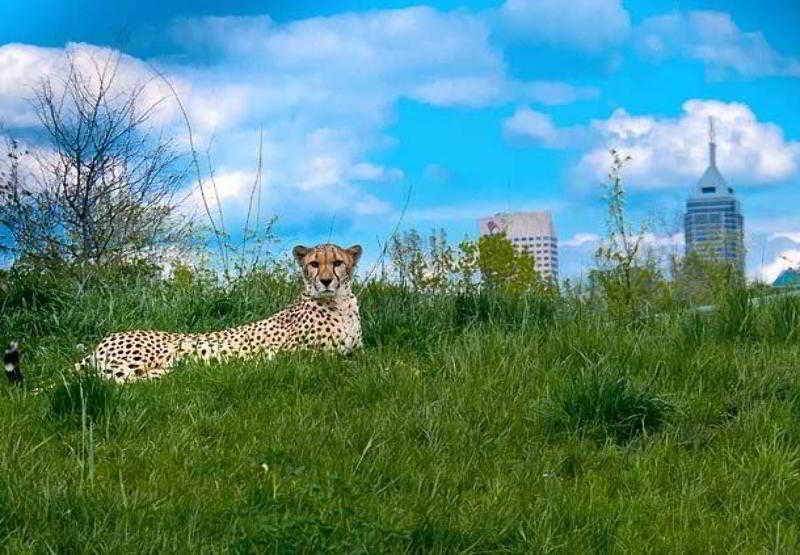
[76,243,363,383]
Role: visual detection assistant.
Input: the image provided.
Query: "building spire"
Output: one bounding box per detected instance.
[708,116,717,168]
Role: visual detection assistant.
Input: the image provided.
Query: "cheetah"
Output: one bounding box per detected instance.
[69,243,364,383]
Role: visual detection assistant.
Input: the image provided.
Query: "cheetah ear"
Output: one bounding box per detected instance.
[292,245,309,266]
[347,245,363,266]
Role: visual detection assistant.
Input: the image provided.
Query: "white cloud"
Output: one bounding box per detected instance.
[407,199,565,225]
[770,232,800,244]
[172,7,508,109]
[638,232,685,248]
[503,108,560,146]
[423,163,452,182]
[0,38,414,223]
[0,7,602,233]
[562,232,601,247]
[596,232,684,251]
[574,99,800,189]
[0,42,189,128]
[515,81,599,106]
[411,76,506,108]
[348,162,404,183]
[755,249,800,283]
[162,8,601,220]
[185,169,260,215]
[353,195,393,216]
[497,0,631,52]
[171,8,599,109]
[0,44,64,127]
[636,11,800,78]
[503,106,588,148]
[0,41,256,145]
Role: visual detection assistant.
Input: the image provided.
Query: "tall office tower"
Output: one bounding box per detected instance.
[478,211,558,280]
[684,118,745,272]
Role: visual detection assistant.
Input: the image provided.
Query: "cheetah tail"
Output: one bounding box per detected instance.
[3,342,23,385]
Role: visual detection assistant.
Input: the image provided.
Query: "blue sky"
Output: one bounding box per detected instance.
[1,0,799,280]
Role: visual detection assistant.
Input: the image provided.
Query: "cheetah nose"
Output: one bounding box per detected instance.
[320,278,333,287]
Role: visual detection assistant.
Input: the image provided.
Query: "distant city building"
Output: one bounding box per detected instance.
[684,118,745,272]
[478,211,558,280]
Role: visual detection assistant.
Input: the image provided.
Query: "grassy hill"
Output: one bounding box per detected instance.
[2,266,800,552]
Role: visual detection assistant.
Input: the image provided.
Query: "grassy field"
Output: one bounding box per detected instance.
[2,266,800,552]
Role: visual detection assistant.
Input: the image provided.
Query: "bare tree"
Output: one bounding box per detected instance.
[0,50,191,266]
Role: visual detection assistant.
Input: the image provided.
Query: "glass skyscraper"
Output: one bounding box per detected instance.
[684,120,745,272]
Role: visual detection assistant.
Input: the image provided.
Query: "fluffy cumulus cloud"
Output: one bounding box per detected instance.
[183,169,260,217]
[636,10,800,79]
[755,249,800,283]
[570,99,800,189]
[348,163,404,183]
[497,0,631,52]
[0,44,64,127]
[0,42,257,135]
[169,7,515,222]
[770,232,800,244]
[0,42,184,128]
[561,232,600,248]
[172,8,509,109]
[503,106,589,148]
[0,7,605,234]
[638,232,684,249]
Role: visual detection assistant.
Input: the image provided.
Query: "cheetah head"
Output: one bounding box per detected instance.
[293,243,363,299]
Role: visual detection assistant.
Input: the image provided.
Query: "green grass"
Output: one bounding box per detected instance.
[2,268,800,551]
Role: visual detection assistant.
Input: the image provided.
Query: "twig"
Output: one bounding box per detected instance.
[242,127,264,269]
[143,62,228,270]
[327,212,337,243]
[358,182,413,292]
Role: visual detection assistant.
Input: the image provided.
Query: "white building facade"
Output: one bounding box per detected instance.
[478,211,559,281]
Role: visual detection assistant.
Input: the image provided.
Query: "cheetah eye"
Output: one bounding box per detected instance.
[333,260,344,267]
[308,261,319,269]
